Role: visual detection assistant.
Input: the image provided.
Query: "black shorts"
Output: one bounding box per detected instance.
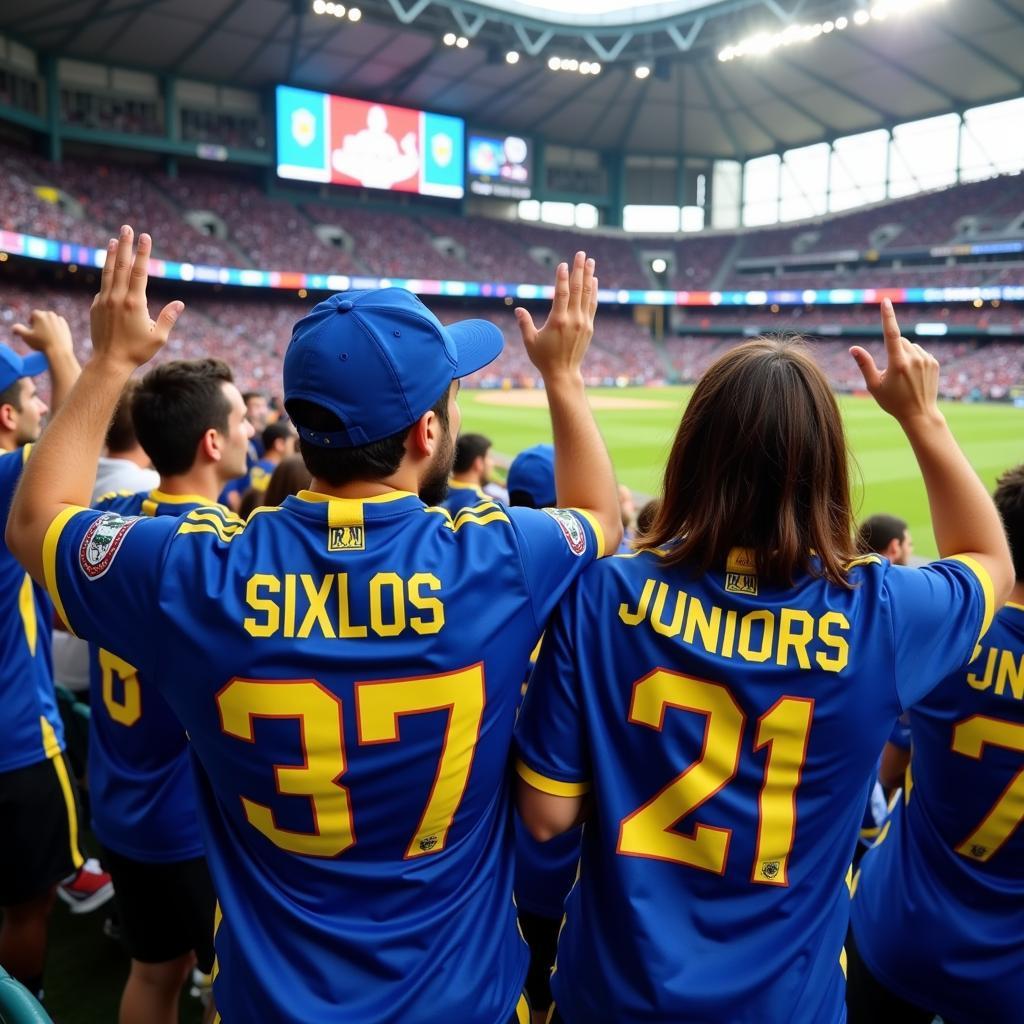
[844,926,936,1024]
[0,753,84,906]
[519,909,560,1012]
[101,845,216,973]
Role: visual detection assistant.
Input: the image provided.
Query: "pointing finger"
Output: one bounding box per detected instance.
[549,263,569,319]
[98,238,117,302]
[112,225,134,296]
[879,297,905,365]
[567,251,585,315]
[129,232,152,297]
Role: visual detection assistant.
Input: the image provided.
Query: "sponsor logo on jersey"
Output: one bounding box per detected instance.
[329,524,365,551]
[543,508,586,556]
[726,572,758,596]
[79,513,140,580]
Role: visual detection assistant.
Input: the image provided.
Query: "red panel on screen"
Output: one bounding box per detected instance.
[328,97,421,193]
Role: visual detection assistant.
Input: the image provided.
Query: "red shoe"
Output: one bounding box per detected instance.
[57,858,115,914]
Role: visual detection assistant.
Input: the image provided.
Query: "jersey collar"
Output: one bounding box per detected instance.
[148,488,217,506]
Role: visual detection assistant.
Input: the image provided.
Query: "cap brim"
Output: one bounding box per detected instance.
[20,352,48,377]
[446,319,504,379]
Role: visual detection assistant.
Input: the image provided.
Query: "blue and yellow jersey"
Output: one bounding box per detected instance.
[87,488,237,863]
[42,490,605,1024]
[0,445,64,772]
[442,478,488,515]
[218,458,275,506]
[851,601,1024,1024]
[515,547,994,1024]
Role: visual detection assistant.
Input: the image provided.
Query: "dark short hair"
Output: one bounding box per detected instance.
[0,378,23,414]
[454,433,491,474]
[243,391,266,409]
[288,387,450,488]
[132,359,234,477]
[638,337,858,587]
[994,464,1024,581]
[858,514,908,555]
[262,420,295,452]
[105,381,140,454]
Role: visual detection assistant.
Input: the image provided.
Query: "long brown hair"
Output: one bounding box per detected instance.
[638,337,859,587]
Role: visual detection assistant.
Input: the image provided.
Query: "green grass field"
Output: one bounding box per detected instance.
[460,386,1023,561]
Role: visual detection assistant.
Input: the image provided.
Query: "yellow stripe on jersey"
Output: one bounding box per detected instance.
[568,507,606,557]
[18,572,37,656]
[516,992,530,1024]
[42,718,85,871]
[177,522,242,542]
[516,759,591,797]
[842,553,883,570]
[840,947,848,978]
[21,442,32,464]
[95,489,136,503]
[295,488,415,505]
[43,505,86,637]
[948,554,996,649]
[546,1005,557,1024]
[185,507,244,527]
[452,508,510,531]
[178,508,244,542]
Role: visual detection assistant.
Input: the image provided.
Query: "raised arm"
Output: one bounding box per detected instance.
[6,226,183,582]
[515,251,622,552]
[851,298,1013,600]
[12,310,81,413]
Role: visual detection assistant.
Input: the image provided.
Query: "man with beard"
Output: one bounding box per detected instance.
[7,230,622,1024]
[442,433,494,515]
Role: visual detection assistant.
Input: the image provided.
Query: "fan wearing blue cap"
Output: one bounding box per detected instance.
[0,309,85,1003]
[9,229,623,1024]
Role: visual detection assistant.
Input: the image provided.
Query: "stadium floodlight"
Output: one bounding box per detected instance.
[456,35,469,47]
[348,7,361,19]
[334,5,346,16]
[312,0,327,12]
[634,64,651,79]
[836,15,849,28]
[854,9,870,24]
[505,50,520,64]
[591,62,601,73]
[548,55,561,69]
[651,257,668,274]
[444,32,457,45]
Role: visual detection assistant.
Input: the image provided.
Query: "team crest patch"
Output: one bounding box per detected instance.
[543,508,586,557]
[329,525,365,551]
[79,513,140,580]
[725,547,758,596]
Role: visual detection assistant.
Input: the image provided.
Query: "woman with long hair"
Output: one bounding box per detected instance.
[514,300,1012,1024]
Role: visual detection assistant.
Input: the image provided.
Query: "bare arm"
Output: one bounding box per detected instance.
[516,779,587,842]
[12,310,81,413]
[851,299,1013,601]
[515,252,622,552]
[6,227,183,582]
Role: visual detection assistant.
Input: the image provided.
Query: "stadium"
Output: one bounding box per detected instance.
[0,0,1021,1021]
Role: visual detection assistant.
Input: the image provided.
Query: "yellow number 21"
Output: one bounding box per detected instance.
[617,669,813,886]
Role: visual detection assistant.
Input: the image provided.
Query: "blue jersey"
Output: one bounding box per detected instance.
[851,601,1024,1023]
[87,489,237,863]
[0,445,64,772]
[515,547,993,1024]
[44,490,605,1024]
[442,479,488,515]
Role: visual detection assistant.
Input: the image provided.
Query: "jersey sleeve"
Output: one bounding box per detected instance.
[514,590,590,796]
[508,505,607,630]
[42,506,178,674]
[885,555,995,710]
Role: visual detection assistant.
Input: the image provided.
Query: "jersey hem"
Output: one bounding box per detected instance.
[516,758,590,797]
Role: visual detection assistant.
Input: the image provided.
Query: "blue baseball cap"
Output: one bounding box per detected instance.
[284,289,504,448]
[0,345,47,394]
[507,444,556,509]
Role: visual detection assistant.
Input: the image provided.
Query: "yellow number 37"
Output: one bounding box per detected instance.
[216,665,485,860]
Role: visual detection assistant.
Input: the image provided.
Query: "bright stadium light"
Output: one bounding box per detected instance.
[651,257,668,273]
[456,35,469,47]
[505,50,520,63]
[348,7,361,19]
[312,0,326,12]
[634,64,651,79]
[548,55,561,69]
[444,31,457,45]
[715,0,946,62]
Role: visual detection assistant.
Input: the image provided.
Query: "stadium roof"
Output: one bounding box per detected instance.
[4,0,1024,157]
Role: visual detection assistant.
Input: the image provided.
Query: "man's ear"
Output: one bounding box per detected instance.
[408,409,436,459]
[883,537,901,562]
[0,403,17,433]
[199,427,222,464]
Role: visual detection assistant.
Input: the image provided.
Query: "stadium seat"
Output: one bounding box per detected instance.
[0,968,54,1024]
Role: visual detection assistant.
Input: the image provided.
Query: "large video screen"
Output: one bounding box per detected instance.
[276,85,464,199]
[467,133,532,199]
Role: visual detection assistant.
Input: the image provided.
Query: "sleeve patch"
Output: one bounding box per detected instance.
[79,513,141,580]
[542,507,587,557]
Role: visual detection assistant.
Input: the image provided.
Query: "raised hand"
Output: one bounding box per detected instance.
[12,309,74,358]
[90,226,184,371]
[515,251,598,379]
[850,297,940,423]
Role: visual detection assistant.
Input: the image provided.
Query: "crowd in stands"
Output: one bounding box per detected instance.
[1,141,1022,294]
